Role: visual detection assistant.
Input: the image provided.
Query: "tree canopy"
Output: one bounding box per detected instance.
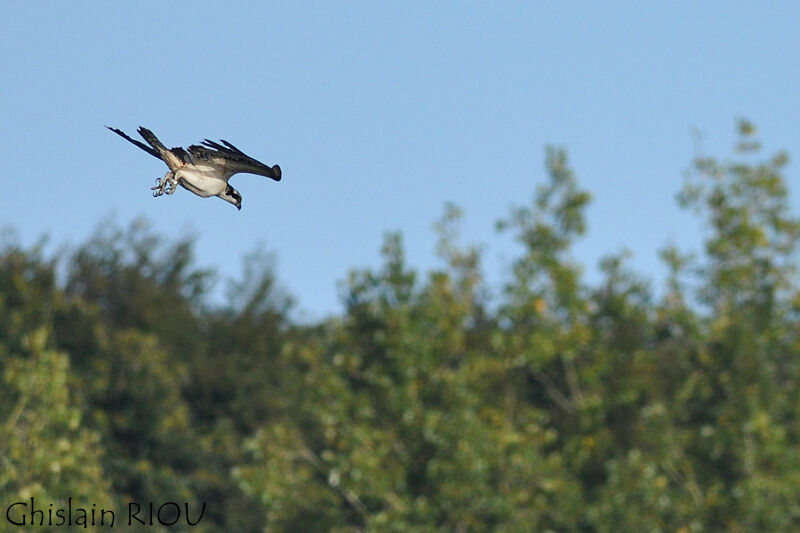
[2,120,799,531]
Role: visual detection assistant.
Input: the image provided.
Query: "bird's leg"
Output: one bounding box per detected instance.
[166,170,181,195]
[151,171,173,197]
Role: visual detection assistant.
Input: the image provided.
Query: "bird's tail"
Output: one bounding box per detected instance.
[137,127,183,171]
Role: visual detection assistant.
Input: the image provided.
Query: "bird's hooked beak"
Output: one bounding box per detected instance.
[224,185,243,210]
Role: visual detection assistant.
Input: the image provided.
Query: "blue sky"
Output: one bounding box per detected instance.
[1,3,798,319]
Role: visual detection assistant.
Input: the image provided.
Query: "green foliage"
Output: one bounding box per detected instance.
[1,120,799,531]
[0,330,113,510]
[0,248,113,530]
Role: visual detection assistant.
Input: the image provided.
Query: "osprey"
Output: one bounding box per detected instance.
[107,126,282,210]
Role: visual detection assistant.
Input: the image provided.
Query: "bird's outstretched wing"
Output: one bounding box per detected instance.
[190,139,282,181]
[106,126,161,160]
[108,126,281,181]
[107,126,186,171]
[136,127,185,171]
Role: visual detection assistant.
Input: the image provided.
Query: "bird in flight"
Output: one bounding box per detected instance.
[107,126,281,210]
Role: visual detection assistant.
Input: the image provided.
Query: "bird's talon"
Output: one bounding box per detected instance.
[150,177,169,197]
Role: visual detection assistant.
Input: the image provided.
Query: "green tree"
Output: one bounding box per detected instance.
[2,119,799,532]
[0,242,113,530]
[235,154,589,531]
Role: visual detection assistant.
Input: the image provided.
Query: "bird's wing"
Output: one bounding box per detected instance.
[106,126,161,160]
[193,139,281,181]
[136,127,185,171]
[107,126,187,171]
[108,126,280,181]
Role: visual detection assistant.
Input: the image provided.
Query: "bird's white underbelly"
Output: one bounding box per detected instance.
[177,165,229,197]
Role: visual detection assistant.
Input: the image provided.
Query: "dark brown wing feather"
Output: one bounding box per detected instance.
[199,139,281,181]
[108,126,280,181]
[106,126,161,160]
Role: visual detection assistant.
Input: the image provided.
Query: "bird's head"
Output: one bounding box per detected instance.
[222,185,242,210]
